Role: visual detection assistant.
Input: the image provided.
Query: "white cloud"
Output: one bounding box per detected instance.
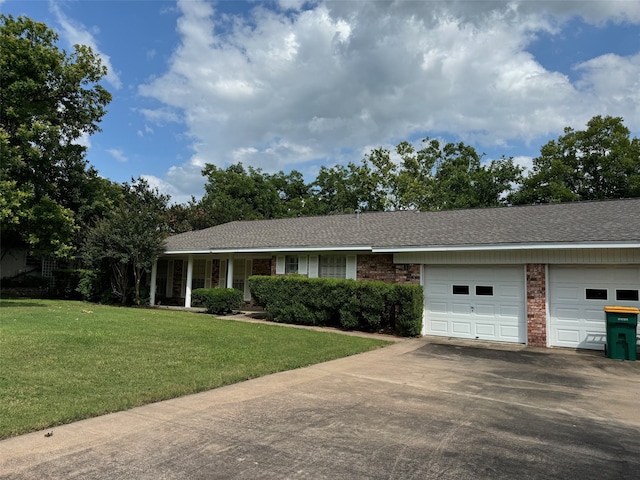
[74,132,91,148]
[139,0,640,201]
[574,53,640,128]
[107,148,128,163]
[138,108,182,125]
[512,155,535,174]
[50,1,122,89]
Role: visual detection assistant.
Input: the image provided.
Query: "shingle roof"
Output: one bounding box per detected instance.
[163,198,640,253]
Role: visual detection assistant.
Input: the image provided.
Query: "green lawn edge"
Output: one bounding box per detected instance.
[0,298,391,439]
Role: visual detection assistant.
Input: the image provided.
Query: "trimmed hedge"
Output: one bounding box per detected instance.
[248,276,423,337]
[192,288,243,315]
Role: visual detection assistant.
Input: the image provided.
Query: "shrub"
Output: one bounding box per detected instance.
[192,288,243,315]
[248,276,423,336]
[76,269,113,303]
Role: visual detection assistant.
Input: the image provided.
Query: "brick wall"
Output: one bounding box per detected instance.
[210,259,220,288]
[252,258,272,276]
[526,263,547,347]
[357,254,420,284]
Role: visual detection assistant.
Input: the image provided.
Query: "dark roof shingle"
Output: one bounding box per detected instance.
[163,198,640,253]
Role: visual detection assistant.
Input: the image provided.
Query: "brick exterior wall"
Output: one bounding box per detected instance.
[268,253,419,284]
[210,259,220,288]
[357,254,420,284]
[526,263,547,347]
[252,258,272,276]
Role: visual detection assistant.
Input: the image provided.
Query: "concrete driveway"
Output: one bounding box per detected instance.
[2,337,640,479]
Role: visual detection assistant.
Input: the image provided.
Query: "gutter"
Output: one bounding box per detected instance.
[164,241,639,256]
[372,242,640,253]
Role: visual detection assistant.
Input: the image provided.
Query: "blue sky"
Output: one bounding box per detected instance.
[2,0,639,204]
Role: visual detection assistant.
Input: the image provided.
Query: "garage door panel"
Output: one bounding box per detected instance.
[584,307,605,319]
[428,283,449,296]
[475,304,495,316]
[556,307,580,320]
[500,305,520,317]
[452,322,472,335]
[475,323,496,336]
[430,302,448,313]
[452,303,471,314]
[556,287,579,301]
[500,325,520,340]
[556,329,581,344]
[500,285,521,299]
[550,266,640,350]
[425,266,525,343]
[613,269,640,283]
[430,319,449,334]
[584,331,607,347]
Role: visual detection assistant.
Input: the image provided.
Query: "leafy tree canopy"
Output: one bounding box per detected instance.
[512,115,640,204]
[0,14,112,257]
[82,179,170,305]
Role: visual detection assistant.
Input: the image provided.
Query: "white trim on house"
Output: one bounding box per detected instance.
[394,248,640,265]
[376,242,639,254]
[164,245,371,255]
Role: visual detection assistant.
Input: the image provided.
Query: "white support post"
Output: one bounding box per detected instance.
[150,259,158,306]
[226,254,234,289]
[185,255,194,308]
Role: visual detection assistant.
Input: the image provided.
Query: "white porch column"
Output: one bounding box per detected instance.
[149,258,158,306]
[226,254,234,289]
[185,255,194,308]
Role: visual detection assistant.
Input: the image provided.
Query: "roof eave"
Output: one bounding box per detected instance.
[372,241,640,253]
[163,245,373,255]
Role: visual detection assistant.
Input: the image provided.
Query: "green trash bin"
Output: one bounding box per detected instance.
[604,306,639,361]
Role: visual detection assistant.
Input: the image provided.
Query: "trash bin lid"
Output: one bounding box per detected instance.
[604,306,640,314]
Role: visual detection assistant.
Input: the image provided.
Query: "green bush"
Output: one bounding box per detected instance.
[76,269,113,303]
[248,276,423,336]
[192,288,243,315]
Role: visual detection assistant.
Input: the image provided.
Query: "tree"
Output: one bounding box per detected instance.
[0,15,112,257]
[396,138,522,210]
[353,148,400,211]
[199,163,311,225]
[308,164,360,215]
[512,116,640,204]
[82,179,169,305]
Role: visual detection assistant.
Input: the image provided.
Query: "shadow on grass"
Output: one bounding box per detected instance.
[0,299,50,308]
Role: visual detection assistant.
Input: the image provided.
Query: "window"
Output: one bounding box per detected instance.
[616,290,639,302]
[586,289,608,300]
[319,256,346,279]
[452,285,469,295]
[476,286,494,296]
[285,256,298,274]
[192,260,206,289]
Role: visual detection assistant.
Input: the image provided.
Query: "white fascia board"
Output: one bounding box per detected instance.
[164,245,373,255]
[372,242,640,253]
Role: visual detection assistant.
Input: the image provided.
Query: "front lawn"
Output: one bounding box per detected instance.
[0,299,390,439]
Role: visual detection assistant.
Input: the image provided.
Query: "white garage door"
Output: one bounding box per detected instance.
[424,266,526,343]
[549,266,640,350]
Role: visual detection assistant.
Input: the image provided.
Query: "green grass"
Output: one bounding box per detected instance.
[0,298,390,439]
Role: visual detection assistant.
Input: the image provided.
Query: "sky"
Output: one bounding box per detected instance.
[2,0,640,205]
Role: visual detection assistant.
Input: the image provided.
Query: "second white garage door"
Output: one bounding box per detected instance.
[424,266,526,343]
[549,266,640,350]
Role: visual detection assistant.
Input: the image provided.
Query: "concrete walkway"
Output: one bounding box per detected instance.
[2,334,640,479]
